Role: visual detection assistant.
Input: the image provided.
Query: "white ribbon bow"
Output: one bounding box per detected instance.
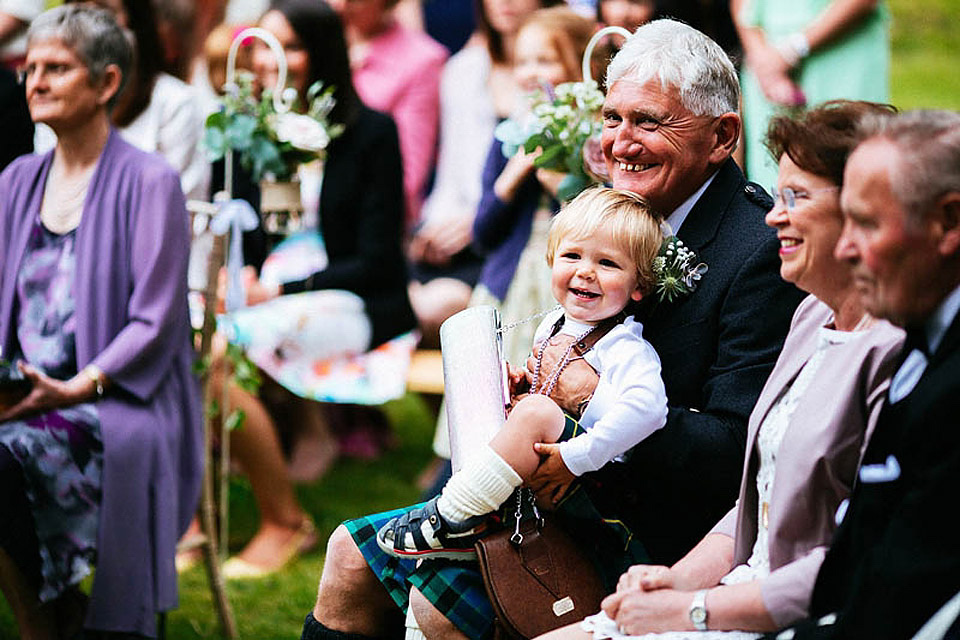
[209,196,259,312]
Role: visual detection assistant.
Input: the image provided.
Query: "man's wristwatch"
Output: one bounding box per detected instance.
[689,589,709,631]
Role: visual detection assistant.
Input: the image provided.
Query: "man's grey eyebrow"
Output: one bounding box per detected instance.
[602,105,659,119]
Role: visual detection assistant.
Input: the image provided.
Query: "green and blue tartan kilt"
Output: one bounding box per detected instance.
[346,415,650,639]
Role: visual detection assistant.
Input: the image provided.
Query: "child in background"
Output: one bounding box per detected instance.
[378,187,669,559]
[597,0,653,32]
[470,6,596,368]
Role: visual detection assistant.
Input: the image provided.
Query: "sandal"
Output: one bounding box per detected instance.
[376,497,488,561]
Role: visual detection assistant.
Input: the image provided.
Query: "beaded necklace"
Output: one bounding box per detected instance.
[529,323,597,398]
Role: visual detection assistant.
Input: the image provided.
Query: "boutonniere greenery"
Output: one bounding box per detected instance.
[494,80,606,201]
[653,236,708,303]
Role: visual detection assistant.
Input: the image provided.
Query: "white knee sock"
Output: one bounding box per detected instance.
[436,446,522,523]
[405,605,426,640]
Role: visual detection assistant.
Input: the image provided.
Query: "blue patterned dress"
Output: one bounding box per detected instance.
[0,218,103,602]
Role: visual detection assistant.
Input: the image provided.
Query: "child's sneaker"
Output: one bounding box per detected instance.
[376,497,488,560]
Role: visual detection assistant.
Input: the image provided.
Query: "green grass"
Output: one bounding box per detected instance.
[888,0,960,110]
[2,0,959,636]
[167,393,437,639]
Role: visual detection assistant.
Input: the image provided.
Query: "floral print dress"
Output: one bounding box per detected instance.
[0,218,103,602]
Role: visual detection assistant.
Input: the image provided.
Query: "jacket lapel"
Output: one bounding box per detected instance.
[675,158,742,252]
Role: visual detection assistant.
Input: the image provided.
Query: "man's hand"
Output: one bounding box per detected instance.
[527,337,599,417]
[529,442,575,506]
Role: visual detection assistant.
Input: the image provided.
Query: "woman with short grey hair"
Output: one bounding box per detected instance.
[0,4,201,638]
[26,4,131,104]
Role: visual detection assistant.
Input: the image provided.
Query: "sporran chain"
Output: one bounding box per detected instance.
[496,305,562,335]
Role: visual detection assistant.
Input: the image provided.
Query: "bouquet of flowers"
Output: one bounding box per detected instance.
[495,79,606,201]
[204,71,344,182]
[652,236,708,304]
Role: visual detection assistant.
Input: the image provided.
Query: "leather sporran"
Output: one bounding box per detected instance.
[475,489,605,639]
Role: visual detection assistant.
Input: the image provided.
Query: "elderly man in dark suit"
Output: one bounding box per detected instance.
[301,19,804,640]
[770,109,960,640]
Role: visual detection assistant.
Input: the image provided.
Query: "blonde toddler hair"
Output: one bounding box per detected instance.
[546,187,663,296]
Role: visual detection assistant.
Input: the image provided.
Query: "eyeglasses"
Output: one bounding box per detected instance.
[771,186,839,212]
[16,61,81,85]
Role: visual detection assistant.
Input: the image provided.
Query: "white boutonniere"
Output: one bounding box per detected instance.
[652,236,708,303]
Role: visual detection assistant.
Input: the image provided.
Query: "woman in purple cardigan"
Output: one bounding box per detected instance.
[0,6,201,638]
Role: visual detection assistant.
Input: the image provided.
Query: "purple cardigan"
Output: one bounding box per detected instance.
[0,131,202,637]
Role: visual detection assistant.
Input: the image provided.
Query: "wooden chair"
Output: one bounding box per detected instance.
[405,349,445,396]
[175,201,238,639]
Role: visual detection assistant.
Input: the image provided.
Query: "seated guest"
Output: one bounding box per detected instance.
[332,0,448,229]
[45,0,211,202]
[469,6,596,366]
[205,0,417,579]
[300,19,804,640]
[0,5,201,638]
[768,108,960,640]
[406,0,557,345]
[539,100,904,639]
[378,187,670,562]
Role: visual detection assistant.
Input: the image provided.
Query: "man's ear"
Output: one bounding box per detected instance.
[936,191,960,257]
[708,112,741,165]
[96,64,123,107]
[631,284,644,302]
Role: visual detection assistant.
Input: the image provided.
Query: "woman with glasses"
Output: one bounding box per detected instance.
[0,6,200,638]
[539,101,906,639]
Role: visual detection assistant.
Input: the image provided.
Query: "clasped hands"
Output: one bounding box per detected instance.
[602,564,704,635]
[743,34,806,107]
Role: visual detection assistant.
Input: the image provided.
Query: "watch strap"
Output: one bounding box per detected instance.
[689,588,709,631]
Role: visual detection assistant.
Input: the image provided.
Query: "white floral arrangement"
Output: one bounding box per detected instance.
[204,71,344,182]
[494,79,606,201]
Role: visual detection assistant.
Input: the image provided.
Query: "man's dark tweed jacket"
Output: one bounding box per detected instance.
[591,157,806,565]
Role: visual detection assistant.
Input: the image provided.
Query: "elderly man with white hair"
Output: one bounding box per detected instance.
[299,19,804,640]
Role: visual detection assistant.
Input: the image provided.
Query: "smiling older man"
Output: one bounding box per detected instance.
[300,19,804,640]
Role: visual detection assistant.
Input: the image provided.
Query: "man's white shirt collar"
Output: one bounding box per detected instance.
[888,282,960,404]
[664,170,719,234]
[925,282,960,355]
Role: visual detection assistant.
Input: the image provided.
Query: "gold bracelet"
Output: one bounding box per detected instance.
[84,365,105,399]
